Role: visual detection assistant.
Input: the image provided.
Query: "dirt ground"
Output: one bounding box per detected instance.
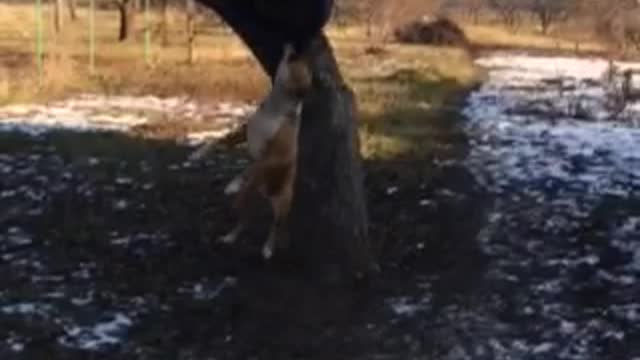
[0,113,491,360]
[3,52,640,359]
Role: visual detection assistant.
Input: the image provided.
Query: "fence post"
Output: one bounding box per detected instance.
[0,65,8,100]
[144,0,151,66]
[35,0,43,87]
[89,0,95,74]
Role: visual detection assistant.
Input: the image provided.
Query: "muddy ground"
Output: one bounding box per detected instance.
[2,53,640,360]
[0,122,491,360]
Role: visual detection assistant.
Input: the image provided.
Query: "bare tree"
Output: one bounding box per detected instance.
[115,0,136,41]
[461,0,485,25]
[529,0,572,34]
[590,0,640,56]
[488,0,522,29]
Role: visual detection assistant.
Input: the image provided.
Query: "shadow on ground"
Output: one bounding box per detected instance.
[0,94,490,360]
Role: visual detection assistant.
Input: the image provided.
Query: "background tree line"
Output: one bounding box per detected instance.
[13,0,640,58]
[332,0,640,55]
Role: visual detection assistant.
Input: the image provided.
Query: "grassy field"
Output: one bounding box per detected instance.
[462,23,606,54]
[0,4,482,161]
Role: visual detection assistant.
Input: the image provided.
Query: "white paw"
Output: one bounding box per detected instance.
[262,242,274,260]
[218,233,237,244]
[224,177,243,195]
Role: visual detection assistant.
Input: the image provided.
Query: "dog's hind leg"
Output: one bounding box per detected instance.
[218,163,264,245]
[262,183,294,259]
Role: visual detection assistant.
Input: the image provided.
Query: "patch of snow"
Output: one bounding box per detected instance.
[58,313,133,351]
[71,291,94,307]
[386,186,399,195]
[0,94,254,138]
[185,128,235,146]
[464,54,640,202]
[10,342,25,352]
[177,277,236,301]
[532,342,554,353]
[1,302,53,317]
[418,199,433,206]
[113,199,128,210]
[459,53,640,359]
[387,296,431,316]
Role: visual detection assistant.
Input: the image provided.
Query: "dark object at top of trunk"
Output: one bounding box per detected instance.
[395,16,470,50]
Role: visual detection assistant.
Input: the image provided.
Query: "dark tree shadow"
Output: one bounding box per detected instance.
[0,93,491,360]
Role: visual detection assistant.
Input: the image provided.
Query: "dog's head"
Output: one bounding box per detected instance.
[275,44,312,99]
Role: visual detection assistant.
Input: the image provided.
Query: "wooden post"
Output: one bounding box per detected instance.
[54,0,64,33]
[186,0,196,65]
[89,0,95,74]
[144,0,151,65]
[0,65,8,100]
[35,0,43,87]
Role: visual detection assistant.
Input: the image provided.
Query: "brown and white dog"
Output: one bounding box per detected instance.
[190,44,311,259]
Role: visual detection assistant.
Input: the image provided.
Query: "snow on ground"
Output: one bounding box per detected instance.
[472,54,640,124]
[2,55,639,358]
[465,54,640,192]
[450,53,640,359]
[0,94,254,141]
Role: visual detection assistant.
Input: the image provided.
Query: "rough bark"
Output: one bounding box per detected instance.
[201,0,377,281]
[288,35,375,281]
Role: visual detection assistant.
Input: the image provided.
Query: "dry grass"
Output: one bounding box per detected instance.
[462,23,606,54]
[0,3,481,160]
[0,4,268,104]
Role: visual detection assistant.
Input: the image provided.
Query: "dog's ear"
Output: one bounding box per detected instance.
[286,58,312,97]
[283,42,308,63]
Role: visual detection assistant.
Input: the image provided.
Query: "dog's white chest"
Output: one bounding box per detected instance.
[247,112,283,158]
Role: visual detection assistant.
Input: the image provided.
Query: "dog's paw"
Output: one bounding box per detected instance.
[224,177,243,195]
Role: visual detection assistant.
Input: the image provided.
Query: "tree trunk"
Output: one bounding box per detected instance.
[117,0,136,42]
[201,1,377,282]
[67,0,77,21]
[54,0,64,32]
[287,35,375,280]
